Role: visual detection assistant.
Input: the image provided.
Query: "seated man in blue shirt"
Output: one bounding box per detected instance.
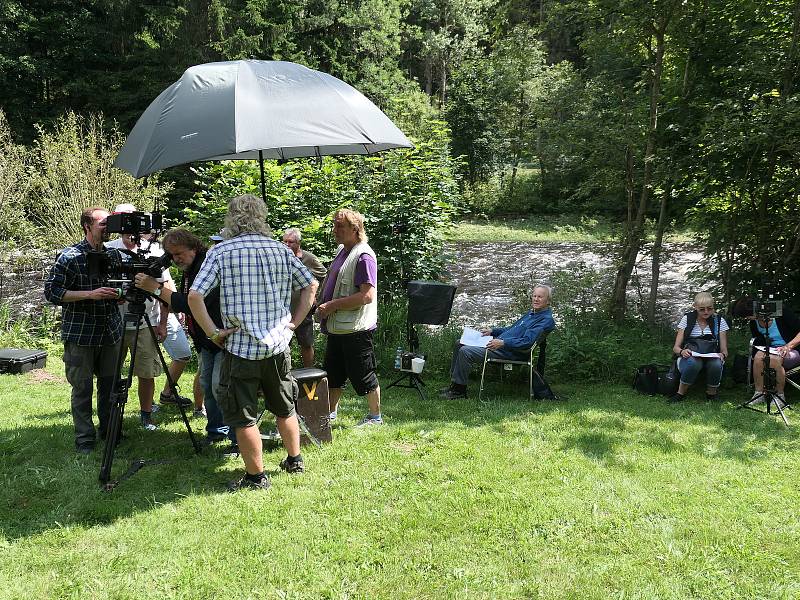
[441,284,556,399]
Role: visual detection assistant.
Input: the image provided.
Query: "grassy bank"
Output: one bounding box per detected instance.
[450,215,697,244]
[1,359,798,598]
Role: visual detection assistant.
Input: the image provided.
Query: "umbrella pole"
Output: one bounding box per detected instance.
[259,150,267,204]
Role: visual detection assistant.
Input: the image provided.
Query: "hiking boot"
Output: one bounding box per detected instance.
[356,414,384,426]
[279,456,305,474]
[193,408,207,418]
[226,474,270,492]
[76,444,94,455]
[160,391,192,407]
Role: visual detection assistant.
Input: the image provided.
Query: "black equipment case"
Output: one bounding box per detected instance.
[0,348,48,374]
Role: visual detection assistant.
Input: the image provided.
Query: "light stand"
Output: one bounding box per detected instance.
[386,281,457,401]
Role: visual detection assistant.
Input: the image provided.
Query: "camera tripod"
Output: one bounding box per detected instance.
[738,313,790,426]
[99,290,201,488]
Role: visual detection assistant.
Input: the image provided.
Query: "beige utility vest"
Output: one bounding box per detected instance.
[326,242,378,334]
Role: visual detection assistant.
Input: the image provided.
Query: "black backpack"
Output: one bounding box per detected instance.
[633,364,660,395]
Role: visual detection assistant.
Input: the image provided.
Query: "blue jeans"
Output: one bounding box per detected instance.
[677,356,723,388]
[199,347,234,440]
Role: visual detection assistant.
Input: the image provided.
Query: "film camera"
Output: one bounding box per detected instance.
[87,210,171,302]
[752,287,783,318]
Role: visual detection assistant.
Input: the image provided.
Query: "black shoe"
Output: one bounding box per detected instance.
[160,391,192,407]
[203,433,227,446]
[76,444,94,455]
[279,456,305,474]
[668,392,686,403]
[705,393,718,401]
[227,474,270,492]
[440,387,467,400]
[221,443,240,459]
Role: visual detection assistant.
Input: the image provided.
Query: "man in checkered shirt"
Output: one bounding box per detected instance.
[44,207,123,454]
[189,194,318,492]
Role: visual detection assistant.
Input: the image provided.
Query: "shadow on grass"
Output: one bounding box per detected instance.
[0,406,246,541]
[3,366,799,542]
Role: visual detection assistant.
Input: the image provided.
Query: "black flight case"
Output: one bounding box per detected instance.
[0,348,48,374]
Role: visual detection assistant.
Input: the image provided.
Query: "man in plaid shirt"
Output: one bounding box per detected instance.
[44,207,123,454]
[189,194,318,492]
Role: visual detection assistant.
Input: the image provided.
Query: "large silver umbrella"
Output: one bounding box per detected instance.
[114,60,412,199]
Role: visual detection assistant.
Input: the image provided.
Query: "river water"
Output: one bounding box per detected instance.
[443,241,710,326]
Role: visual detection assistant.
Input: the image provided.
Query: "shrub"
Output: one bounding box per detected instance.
[183,123,462,293]
[26,111,172,249]
[0,110,35,247]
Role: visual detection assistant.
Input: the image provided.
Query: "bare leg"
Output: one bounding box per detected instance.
[162,359,189,396]
[276,415,301,456]
[300,345,315,368]
[236,425,264,475]
[138,377,155,412]
[367,385,381,416]
[329,387,343,413]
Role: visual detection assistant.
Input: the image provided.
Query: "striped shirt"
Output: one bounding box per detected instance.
[44,239,123,346]
[676,314,729,337]
[191,234,313,360]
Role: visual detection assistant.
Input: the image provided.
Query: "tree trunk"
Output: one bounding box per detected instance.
[647,180,671,324]
[609,18,671,321]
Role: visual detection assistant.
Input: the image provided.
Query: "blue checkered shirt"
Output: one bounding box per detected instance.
[191,234,314,360]
[44,239,123,346]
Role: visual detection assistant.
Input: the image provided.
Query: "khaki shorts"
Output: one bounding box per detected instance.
[217,349,296,428]
[122,328,163,378]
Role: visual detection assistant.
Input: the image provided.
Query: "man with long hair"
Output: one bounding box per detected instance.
[188,194,318,491]
[317,209,383,425]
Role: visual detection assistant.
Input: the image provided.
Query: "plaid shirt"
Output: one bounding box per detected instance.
[44,239,123,346]
[191,233,314,360]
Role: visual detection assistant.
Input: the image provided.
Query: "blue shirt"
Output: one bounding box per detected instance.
[490,307,555,359]
[756,319,787,347]
[191,234,313,360]
[44,239,123,346]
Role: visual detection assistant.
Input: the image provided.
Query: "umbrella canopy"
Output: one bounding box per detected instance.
[114,60,412,178]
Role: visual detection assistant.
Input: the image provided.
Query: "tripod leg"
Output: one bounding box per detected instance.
[144,315,201,453]
[99,321,138,486]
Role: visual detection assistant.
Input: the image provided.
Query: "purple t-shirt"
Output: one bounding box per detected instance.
[321,249,377,333]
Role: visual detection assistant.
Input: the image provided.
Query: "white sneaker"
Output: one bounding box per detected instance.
[773,393,786,410]
[750,390,766,405]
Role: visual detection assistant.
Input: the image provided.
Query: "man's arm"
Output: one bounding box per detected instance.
[188,290,236,347]
[45,254,119,303]
[290,279,319,328]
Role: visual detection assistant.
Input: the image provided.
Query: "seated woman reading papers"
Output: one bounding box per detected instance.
[668,291,729,403]
[441,285,555,399]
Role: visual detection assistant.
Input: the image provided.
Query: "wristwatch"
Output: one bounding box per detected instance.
[153,282,164,297]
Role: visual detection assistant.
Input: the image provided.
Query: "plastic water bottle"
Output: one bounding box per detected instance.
[395,347,403,370]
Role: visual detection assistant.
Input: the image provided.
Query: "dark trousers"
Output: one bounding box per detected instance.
[63,341,120,448]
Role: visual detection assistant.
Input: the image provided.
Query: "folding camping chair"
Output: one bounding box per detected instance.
[478,332,550,401]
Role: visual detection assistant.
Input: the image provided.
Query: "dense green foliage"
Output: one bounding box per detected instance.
[2,0,798,314]
[181,124,461,293]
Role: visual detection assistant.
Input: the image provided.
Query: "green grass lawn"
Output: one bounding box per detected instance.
[1,360,799,598]
[450,215,697,244]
